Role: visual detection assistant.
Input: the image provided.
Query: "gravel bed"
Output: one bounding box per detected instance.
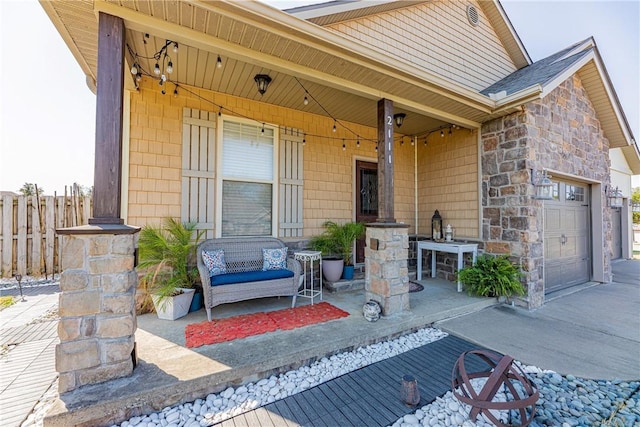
[103,327,638,427]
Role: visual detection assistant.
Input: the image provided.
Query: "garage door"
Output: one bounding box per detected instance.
[611,209,622,259]
[544,180,591,293]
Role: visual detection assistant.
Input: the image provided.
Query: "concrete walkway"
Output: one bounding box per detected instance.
[437,259,640,380]
[0,284,59,427]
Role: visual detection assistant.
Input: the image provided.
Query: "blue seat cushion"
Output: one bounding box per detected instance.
[211,269,294,286]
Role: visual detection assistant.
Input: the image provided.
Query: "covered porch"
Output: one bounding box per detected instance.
[44,275,497,426]
[44,0,496,398]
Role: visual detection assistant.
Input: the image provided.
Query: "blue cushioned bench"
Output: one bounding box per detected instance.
[196,237,301,321]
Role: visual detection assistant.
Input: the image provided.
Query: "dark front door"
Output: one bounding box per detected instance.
[356,161,378,264]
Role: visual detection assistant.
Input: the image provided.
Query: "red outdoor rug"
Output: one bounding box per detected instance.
[185,302,350,348]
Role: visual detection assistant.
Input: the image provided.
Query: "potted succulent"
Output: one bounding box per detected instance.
[309,221,366,281]
[137,217,203,320]
[457,254,525,301]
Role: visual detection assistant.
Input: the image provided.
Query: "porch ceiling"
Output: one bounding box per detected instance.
[41,0,501,137]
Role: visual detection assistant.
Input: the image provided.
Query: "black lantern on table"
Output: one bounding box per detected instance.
[431,210,443,241]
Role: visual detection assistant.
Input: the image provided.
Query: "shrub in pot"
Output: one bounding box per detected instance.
[309,221,366,281]
[457,254,525,300]
[137,217,203,320]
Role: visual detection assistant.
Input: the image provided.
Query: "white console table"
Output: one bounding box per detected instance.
[417,241,478,292]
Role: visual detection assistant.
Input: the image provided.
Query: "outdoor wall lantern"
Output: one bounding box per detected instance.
[254,74,272,95]
[431,210,443,240]
[532,169,553,200]
[607,186,624,208]
[394,113,406,128]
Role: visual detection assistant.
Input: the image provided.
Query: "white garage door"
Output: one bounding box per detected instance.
[544,180,591,294]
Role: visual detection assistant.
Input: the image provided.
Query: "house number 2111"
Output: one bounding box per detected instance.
[386,115,392,164]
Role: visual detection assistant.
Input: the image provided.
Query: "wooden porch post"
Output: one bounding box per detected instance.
[377,98,395,223]
[52,13,139,396]
[89,12,125,225]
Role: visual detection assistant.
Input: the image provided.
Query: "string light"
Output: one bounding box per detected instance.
[303,95,309,106]
[261,123,265,133]
[342,139,346,151]
[357,139,360,148]
[440,129,444,137]
[127,40,178,93]
[216,55,222,69]
[302,135,306,145]
[172,83,378,145]
[332,120,337,132]
[173,87,178,98]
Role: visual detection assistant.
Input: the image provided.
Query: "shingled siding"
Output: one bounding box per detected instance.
[481,75,611,308]
[126,78,416,237]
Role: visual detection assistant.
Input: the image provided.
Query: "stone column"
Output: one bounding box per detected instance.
[56,225,139,393]
[365,223,410,316]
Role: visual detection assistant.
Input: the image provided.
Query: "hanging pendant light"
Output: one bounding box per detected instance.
[254,74,272,95]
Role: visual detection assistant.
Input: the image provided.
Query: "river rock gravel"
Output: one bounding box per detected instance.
[110,327,639,427]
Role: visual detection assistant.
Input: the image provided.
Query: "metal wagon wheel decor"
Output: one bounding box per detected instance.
[451,349,539,426]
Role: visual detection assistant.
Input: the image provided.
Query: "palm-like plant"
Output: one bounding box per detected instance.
[309,221,366,265]
[138,218,203,305]
[457,254,525,298]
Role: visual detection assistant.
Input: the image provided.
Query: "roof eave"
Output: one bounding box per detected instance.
[620,144,640,175]
[39,0,97,93]
[190,0,495,110]
[478,0,531,68]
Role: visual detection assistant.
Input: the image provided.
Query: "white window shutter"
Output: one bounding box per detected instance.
[279,128,304,237]
[181,108,216,238]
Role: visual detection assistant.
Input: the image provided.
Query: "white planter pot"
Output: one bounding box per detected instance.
[322,258,344,282]
[152,288,195,320]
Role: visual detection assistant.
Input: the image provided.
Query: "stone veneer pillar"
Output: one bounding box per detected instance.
[56,225,140,393]
[365,223,410,316]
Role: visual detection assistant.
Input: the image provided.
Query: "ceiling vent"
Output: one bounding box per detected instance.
[466,5,480,26]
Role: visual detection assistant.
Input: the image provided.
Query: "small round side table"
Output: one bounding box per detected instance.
[294,251,323,304]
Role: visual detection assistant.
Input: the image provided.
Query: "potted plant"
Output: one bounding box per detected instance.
[309,221,366,281]
[137,217,203,320]
[457,254,525,301]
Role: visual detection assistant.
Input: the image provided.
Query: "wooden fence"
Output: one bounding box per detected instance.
[0,193,92,278]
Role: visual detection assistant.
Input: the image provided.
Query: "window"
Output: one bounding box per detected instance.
[565,185,585,202]
[219,120,276,237]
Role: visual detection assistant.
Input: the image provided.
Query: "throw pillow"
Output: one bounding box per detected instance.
[262,248,288,271]
[202,249,227,276]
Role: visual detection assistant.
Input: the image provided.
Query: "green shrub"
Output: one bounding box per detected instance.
[458,254,525,298]
[137,218,203,305]
[0,296,15,310]
[309,221,365,265]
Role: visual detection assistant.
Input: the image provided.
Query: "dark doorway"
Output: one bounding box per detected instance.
[356,161,378,264]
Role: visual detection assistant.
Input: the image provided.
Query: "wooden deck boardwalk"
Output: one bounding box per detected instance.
[218,335,489,427]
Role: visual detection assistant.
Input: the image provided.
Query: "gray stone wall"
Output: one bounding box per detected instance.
[56,232,139,393]
[365,224,410,315]
[481,75,611,308]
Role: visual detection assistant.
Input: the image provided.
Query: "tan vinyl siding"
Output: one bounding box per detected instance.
[127,78,416,235]
[417,129,479,238]
[324,0,517,91]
